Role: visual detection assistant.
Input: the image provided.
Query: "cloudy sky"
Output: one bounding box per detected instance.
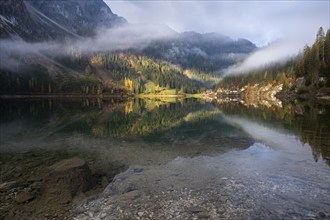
[106,1,329,47]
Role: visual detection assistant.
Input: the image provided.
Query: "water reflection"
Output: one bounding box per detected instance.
[216,102,330,166]
[1,98,330,166]
[1,97,330,219]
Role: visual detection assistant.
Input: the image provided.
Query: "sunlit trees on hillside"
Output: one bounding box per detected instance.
[218,27,330,90]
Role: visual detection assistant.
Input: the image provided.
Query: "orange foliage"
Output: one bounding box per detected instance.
[90,55,103,66]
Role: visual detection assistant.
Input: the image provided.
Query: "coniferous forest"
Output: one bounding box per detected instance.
[218,27,330,96]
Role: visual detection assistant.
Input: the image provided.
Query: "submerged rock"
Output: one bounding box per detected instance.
[14,191,35,203]
[42,158,93,203]
[0,181,17,192]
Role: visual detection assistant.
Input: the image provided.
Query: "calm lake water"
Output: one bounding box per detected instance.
[0,98,329,219]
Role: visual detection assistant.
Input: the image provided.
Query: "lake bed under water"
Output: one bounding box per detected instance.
[0,98,329,219]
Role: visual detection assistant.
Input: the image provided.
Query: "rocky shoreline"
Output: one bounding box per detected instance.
[203,79,330,107]
[0,154,112,220]
[73,154,330,220]
[203,83,284,108]
[1,139,330,219]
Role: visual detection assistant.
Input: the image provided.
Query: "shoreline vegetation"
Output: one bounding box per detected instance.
[213,27,330,105]
[0,93,204,99]
[1,88,328,101]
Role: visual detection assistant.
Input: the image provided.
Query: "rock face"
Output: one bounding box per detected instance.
[206,83,283,108]
[0,0,47,41]
[42,158,93,204]
[26,0,127,36]
[144,31,257,72]
[0,0,126,41]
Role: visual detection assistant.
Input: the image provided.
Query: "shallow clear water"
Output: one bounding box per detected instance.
[0,98,329,218]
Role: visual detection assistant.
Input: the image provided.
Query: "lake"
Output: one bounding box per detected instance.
[0,98,329,219]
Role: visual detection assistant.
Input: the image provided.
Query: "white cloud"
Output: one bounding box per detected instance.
[0,23,177,70]
[107,1,329,47]
[223,38,303,75]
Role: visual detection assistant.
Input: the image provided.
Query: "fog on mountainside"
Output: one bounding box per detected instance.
[1,0,328,97]
[0,0,255,68]
[223,40,299,76]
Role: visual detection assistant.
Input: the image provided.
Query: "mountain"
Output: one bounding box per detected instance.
[143,31,256,73]
[26,0,126,37]
[0,0,257,96]
[0,0,126,41]
[0,0,48,41]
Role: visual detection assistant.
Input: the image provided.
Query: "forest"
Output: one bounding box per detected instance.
[1,28,329,97]
[217,27,330,94]
[0,50,221,95]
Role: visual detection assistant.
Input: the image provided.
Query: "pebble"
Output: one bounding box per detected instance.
[197,212,210,219]
[100,212,107,218]
[75,206,86,214]
[318,212,326,218]
[306,213,317,218]
[14,191,35,203]
[88,212,94,218]
[138,211,144,217]
[188,206,206,214]
[0,181,17,192]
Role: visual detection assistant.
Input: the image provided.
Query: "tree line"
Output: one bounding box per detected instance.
[218,27,330,90]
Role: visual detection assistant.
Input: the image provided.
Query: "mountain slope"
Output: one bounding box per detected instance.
[0,0,126,41]
[0,0,48,41]
[0,0,257,95]
[143,31,257,73]
[26,0,126,37]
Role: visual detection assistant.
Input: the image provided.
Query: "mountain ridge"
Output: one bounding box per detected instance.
[0,0,257,95]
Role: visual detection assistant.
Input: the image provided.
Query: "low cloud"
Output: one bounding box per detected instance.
[77,23,176,52]
[0,23,177,71]
[223,38,302,76]
[108,1,329,75]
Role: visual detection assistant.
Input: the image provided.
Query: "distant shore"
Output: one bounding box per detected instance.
[0,94,125,98]
[0,93,203,99]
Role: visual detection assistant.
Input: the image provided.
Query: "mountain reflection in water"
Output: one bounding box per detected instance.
[1,98,329,166]
[0,97,329,219]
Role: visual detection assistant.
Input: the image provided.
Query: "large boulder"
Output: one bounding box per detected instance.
[42,158,93,204]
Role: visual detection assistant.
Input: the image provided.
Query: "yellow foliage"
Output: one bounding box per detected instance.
[90,55,103,65]
[124,77,133,93]
[125,100,133,114]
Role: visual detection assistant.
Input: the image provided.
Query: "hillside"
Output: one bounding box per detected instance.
[0,0,126,41]
[0,0,256,96]
[215,27,330,101]
[143,32,256,73]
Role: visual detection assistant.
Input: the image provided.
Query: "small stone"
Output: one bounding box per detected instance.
[120,190,141,200]
[15,191,35,203]
[306,213,317,218]
[0,181,16,192]
[188,206,206,214]
[138,212,144,217]
[88,212,94,218]
[100,212,107,218]
[318,212,326,218]
[75,206,86,214]
[197,212,210,219]
[133,168,144,173]
[30,182,42,190]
